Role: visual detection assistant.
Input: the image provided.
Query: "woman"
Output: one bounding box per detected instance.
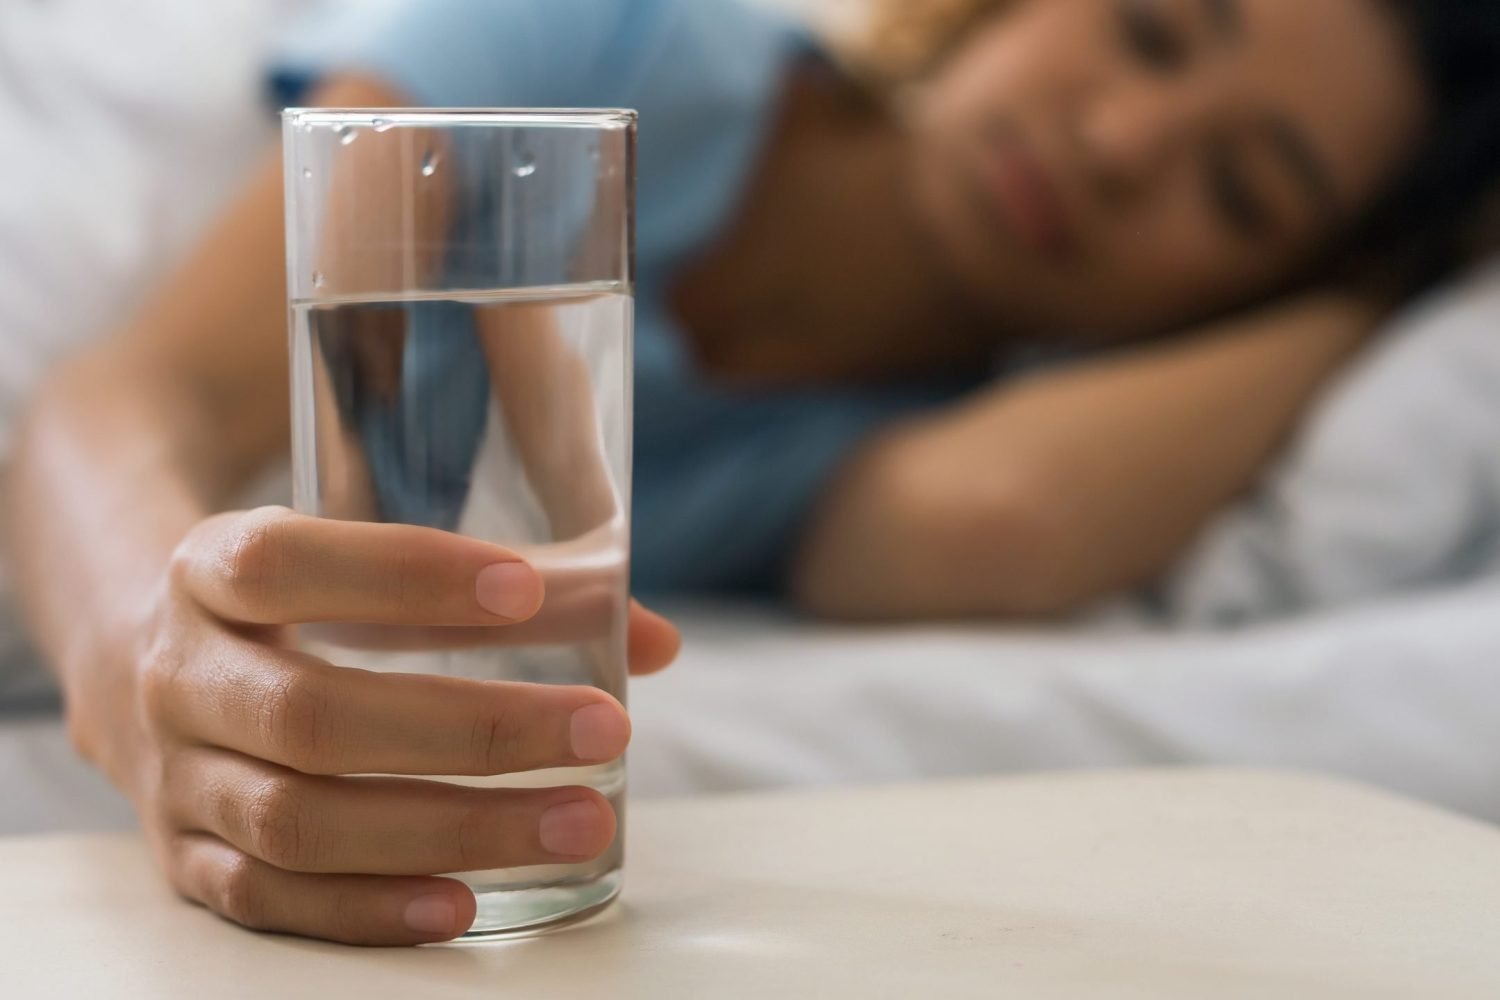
[7,0,1499,945]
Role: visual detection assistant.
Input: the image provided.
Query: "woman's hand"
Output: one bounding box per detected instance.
[794,294,1380,620]
[63,506,679,946]
[0,75,674,947]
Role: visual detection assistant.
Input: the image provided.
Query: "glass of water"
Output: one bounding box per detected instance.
[281,108,635,938]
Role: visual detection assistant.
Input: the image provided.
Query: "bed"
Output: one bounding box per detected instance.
[3,0,1499,837]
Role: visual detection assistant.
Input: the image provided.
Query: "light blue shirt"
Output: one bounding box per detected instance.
[273,0,964,593]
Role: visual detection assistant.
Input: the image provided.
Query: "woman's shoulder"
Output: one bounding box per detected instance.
[272,0,810,119]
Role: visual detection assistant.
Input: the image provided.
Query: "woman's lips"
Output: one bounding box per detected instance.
[978,134,1076,260]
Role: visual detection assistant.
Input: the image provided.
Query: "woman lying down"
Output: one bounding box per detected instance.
[8,0,1500,945]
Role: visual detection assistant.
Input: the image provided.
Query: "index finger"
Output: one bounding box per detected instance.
[173,507,545,628]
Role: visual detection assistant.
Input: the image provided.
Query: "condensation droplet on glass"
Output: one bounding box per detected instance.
[513,155,537,179]
[336,125,357,146]
[372,118,394,132]
[312,272,326,289]
[420,151,440,178]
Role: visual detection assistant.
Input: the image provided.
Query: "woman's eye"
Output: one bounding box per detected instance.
[1118,0,1189,73]
[1206,143,1272,241]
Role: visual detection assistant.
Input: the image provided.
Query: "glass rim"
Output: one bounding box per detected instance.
[282,107,637,130]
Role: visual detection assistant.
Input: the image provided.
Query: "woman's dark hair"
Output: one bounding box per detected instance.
[1340,0,1500,292]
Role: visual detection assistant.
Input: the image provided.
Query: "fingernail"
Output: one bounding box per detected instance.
[403,894,459,935]
[475,562,543,621]
[570,703,630,762]
[539,799,608,857]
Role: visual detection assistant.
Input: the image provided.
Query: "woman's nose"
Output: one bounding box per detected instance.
[1074,81,1216,198]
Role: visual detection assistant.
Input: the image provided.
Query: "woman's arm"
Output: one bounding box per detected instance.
[792,294,1379,620]
[4,75,675,946]
[7,136,299,675]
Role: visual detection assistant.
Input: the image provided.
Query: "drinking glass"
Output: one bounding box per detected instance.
[282,108,635,938]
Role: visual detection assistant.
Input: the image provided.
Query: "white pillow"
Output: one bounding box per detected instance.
[1163,260,1500,626]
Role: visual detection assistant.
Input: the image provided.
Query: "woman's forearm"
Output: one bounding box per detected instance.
[4,150,293,679]
[793,294,1380,620]
[5,78,399,678]
[6,352,220,676]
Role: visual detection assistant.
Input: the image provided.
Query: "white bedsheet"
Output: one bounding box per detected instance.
[632,587,1500,820]
[7,581,1500,836]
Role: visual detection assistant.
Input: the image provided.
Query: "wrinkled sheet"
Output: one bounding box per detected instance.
[630,588,1500,820]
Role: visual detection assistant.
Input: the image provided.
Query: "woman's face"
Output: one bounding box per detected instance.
[909,0,1427,339]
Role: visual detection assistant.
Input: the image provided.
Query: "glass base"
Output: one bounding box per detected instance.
[458,869,623,941]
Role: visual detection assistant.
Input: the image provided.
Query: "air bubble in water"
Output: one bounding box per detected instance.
[336,125,357,146]
[513,155,537,179]
[301,167,313,180]
[312,272,326,289]
[421,150,440,177]
[372,118,394,132]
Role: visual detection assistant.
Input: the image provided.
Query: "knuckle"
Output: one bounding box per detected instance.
[128,591,193,727]
[215,853,270,930]
[135,645,185,728]
[378,548,414,617]
[166,520,211,594]
[158,835,197,898]
[453,800,494,872]
[257,670,335,770]
[242,778,318,871]
[154,747,211,822]
[385,549,419,615]
[470,705,528,775]
[223,507,296,614]
[330,887,370,941]
[168,512,247,596]
[135,748,178,823]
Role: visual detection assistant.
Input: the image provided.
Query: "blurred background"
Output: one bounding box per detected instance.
[4,0,1500,834]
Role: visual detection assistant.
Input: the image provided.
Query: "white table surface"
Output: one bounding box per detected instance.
[4,769,1500,999]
